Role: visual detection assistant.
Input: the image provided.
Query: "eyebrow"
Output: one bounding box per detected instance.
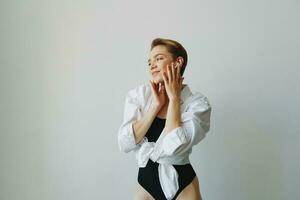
[147,53,165,63]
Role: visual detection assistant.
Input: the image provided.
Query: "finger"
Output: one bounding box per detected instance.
[149,80,154,89]
[167,64,172,82]
[171,62,176,80]
[159,84,165,93]
[158,82,162,92]
[180,77,184,86]
[149,80,155,91]
[149,80,158,96]
[149,80,153,87]
[156,82,160,92]
[162,71,168,84]
[176,63,181,80]
[172,62,176,80]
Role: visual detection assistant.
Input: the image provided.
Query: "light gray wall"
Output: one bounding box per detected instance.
[1,0,299,199]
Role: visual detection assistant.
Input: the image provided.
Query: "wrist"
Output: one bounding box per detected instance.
[169,97,181,103]
[150,104,162,113]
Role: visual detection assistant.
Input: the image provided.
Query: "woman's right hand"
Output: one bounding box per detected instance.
[149,80,167,112]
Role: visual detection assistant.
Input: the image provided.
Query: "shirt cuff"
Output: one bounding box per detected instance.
[161,127,189,156]
[118,122,137,153]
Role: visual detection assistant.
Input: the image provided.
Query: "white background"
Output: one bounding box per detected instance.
[1,0,299,199]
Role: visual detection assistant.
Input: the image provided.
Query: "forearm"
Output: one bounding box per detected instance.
[132,106,159,144]
[165,98,181,134]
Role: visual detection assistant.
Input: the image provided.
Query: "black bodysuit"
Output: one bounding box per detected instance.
[137,116,196,200]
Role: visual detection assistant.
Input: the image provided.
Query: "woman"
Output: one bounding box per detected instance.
[118,38,212,200]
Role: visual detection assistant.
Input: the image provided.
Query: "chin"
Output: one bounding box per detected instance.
[152,77,163,84]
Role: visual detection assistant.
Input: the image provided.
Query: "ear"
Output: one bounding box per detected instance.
[176,56,184,66]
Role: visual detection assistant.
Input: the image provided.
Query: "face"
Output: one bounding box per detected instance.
[148,45,178,84]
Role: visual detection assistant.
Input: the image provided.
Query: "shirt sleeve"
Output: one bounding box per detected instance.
[161,94,212,156]
[118,87,144,153]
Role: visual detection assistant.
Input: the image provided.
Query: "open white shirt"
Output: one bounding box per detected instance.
[118,83,212,200]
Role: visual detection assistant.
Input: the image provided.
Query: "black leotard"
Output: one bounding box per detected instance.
[137,116,196,200]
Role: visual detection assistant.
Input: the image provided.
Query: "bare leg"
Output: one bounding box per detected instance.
[133,183,155,200]
[175,176,202,200]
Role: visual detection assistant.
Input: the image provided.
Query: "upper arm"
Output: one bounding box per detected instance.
[117,85,149,153]
[118,88,142,153]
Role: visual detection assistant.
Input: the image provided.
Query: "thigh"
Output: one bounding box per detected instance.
[176,176,202,200]
[133,183,155,200]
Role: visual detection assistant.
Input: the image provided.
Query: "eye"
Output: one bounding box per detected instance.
[148,57,163,66]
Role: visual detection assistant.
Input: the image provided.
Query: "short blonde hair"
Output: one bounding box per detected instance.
[151,38,188,76]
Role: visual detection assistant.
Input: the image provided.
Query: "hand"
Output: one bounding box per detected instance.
[149,80,167,111]
[162,62,184,101]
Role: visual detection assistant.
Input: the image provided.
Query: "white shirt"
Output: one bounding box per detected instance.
[118,83,212,200]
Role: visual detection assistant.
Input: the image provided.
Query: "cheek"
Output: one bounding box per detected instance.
[161,66,168,74]
[161,61,173,71]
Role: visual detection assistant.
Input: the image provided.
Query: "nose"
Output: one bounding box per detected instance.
[150,61,157,71]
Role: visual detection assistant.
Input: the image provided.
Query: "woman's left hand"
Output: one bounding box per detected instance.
[162,62,184,101]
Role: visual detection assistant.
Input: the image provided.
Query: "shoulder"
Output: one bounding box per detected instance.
[187,91,211,112]
[125,83,151,104]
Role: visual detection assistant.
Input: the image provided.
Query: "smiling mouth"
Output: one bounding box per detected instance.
[152,71,159,76]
